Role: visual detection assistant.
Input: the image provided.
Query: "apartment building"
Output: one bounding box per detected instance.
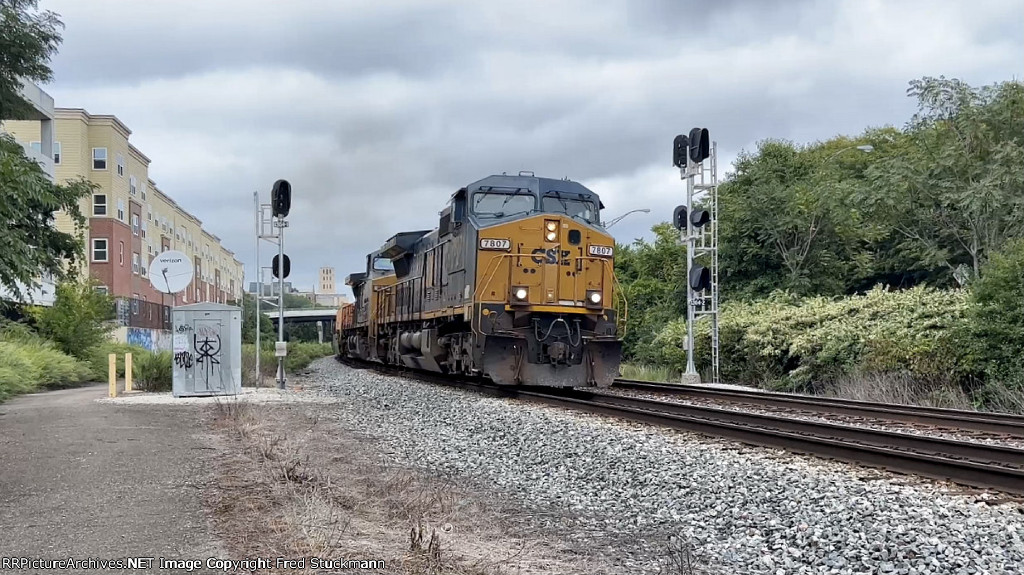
[0,80,58,305]
[4,108,244,305]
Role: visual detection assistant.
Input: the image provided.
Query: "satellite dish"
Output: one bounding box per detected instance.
[148,250,194,294]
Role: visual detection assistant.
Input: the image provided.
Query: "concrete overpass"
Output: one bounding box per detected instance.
[263,308,338,325]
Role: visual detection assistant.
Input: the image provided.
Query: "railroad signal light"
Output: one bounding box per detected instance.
[272,253,291,279]
[673,205,711,230]
[689,264,711,292]
[672,134,689,168]
[689,208,711,228]
[688,128,710,164]
[673,205,687,230]
[271,179,292,218]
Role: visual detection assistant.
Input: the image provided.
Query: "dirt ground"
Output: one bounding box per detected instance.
[203,392,614,575]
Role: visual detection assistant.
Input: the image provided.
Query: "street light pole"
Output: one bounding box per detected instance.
[604,208,651,228]
[825,144,874,162]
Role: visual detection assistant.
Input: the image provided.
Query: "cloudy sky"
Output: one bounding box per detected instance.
[38,0,1023,299]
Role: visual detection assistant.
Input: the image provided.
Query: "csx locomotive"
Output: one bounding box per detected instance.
[334,173,624,387]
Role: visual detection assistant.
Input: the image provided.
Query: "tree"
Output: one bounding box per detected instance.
[614,223,688,359]
[0,0,94,301]
[717,137,881,298]
[32,280,114,358]
[239,293,274,344]
[864,77,1024,282]
[0,0,62,120]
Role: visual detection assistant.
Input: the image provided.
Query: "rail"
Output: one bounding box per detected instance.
[613,379,1024,437]
[340,357,1024,496]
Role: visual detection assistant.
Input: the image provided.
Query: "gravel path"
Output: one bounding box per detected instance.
[310,359,1024,575]
[601,388,1024,450]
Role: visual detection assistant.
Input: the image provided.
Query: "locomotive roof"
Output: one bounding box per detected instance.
[465,174,604,209]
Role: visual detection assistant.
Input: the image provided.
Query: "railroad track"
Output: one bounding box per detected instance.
[613,378,1024,438]
[338,358,1024,495]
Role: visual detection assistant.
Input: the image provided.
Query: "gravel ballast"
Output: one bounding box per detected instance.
[310,359,1024,574]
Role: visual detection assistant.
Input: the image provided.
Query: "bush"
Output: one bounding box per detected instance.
[966,239,1024,375]
[241,342,333,386]
[86,342,149,381]
[0,339,92,402]
[32,280,114,358]
[649,286,970,392]
[133,350,172,392]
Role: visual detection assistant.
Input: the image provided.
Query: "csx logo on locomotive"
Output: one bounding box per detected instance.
[531,248,571,265]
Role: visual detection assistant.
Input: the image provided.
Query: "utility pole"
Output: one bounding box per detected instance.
[253,191,261,387]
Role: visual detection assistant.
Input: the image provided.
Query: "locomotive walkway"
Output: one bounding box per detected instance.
[0,385,223,573]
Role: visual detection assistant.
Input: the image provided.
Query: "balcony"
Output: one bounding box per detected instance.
[115,297,172,330]
[8,79,56,180]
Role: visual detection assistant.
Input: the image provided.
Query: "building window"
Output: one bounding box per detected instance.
[129,175,137,195]
[119,241,124,265]
[141,221,147,239]
[117,199,125,221]
[53,142,61,164]
[132,253,140,275]
[147,207,152,221]
[141,255,148,276]
[92,148,107,170]
[95,285,109,295]
[92,239,108,262]
[93,194,107,216]
[30,141,41,153]
[116,153,124,176]
[140,181,146,200]
[132,214,139,235]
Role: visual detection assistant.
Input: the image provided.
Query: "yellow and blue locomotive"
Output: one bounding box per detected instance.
[335,174,623,387]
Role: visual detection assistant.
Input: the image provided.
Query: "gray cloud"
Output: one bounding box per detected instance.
[38,0,1024,297]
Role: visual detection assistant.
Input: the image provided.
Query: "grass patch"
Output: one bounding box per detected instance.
[134,350,173,392]
[619,363,676,383]
[0,338,93,402]
[241,342,333,386]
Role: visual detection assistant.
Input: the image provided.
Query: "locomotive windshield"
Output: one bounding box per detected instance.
[372,257,394,271]
[472,191,535,218]
[542,193,598,224]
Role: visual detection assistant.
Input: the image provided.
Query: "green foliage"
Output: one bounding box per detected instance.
[614,223,687,359]
[85,342,147,381]
[0,136,95,299]
[0,2,90,301]
[241,342,333,386]
[964,238,1024,377]
[133,350,172,392]
[33,280,115,358]
[718,136,884,298]
[0,337,91,402]
[647,287,969,392]
[239,292,274,344]
[0,0,63,120]
[862,77,1024,283]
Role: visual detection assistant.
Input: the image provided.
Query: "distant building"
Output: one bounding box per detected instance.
[248,281,298,296]
[319,266,335,294]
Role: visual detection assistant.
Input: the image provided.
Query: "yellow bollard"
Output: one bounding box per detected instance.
[108,353,117,398]
[125,353,133,392]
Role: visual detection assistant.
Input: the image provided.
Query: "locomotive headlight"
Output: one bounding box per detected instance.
[545,231,557,241]
[512,286,529,302]
[590,292,602,304]
[586,289,602,307]
[545,221,557,232]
